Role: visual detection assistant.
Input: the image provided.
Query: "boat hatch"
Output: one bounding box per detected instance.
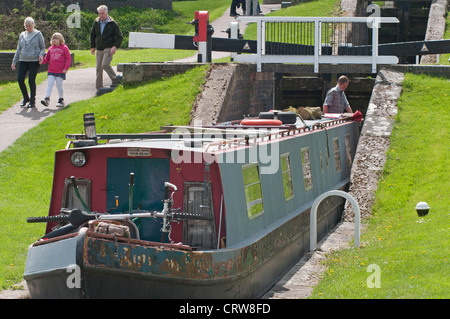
[107,158,169,242]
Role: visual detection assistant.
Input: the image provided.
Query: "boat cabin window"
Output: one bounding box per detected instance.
[300,147,313,191]
[345,134,352,168]
[242,164,264,220]
[61,178,91,211]
[280,154,294,200]
[333,137,342,173]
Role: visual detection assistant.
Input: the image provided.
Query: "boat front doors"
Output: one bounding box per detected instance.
[106,158,169,242]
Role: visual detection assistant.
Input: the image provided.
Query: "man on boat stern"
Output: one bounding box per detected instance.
[323,76,353,114]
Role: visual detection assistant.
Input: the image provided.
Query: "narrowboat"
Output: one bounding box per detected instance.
[24,111,360,298]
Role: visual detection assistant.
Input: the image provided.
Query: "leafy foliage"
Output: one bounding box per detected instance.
[0,0,178,50]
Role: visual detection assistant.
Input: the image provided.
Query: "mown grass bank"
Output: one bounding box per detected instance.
[0,65,209,289]
[311,73,449,299]
[0,0,233,114]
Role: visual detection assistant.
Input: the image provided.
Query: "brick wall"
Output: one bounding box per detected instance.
[0,0,172,14]
[0,52,75,82]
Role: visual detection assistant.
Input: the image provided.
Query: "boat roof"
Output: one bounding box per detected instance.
[65,115,353,153]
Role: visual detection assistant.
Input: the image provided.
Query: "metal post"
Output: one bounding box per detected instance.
[229,21,239,39]
[194,11,210,63]
[371,17,379,73]
[261,20,266,55]
[229,21,239,62]
[314,20,320,73]
[257,19,262,72]
[310,190,360,251]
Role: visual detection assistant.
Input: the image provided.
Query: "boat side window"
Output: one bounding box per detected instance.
[61,178,91,211]
[280,153,294,200]
[333,137,342,173]
[345,134,352,168]
[242,163,264,220]
[301,147,313,191]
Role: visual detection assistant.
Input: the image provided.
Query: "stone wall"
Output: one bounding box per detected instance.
[420,0,448,64]
[0,0,172,14]
[190,63,275,125]
[344,69,404,221]
[120,62,275,125]
[0,52,75,82]
[119,62,199,84]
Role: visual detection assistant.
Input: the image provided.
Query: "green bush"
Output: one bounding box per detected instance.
[0,1,177,50]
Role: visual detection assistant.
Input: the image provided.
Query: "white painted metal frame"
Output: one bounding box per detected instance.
[236,16,399,73]
[309,190,361,251]
[129,32,176,49]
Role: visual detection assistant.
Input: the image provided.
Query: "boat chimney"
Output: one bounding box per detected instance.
[83,113,97,144]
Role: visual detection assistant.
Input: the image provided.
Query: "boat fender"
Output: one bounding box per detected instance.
[241,119,283,126]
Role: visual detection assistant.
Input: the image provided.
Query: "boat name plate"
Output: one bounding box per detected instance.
[127,148,151,157]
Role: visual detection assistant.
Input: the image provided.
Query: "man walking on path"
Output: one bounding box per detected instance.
[90,5,123,90]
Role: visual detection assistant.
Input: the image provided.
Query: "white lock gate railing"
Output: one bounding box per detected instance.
[235,16,399,73]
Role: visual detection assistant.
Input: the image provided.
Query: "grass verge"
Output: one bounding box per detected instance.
[310,73,449,298]
[0,0,232,113]
[0,65,209,289]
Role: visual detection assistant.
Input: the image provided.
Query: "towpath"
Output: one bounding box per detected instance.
[0,67,102,153]
[0,4,280,154]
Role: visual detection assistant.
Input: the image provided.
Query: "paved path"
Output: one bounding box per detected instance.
[0,5,280,153]
[0,67,105,153]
